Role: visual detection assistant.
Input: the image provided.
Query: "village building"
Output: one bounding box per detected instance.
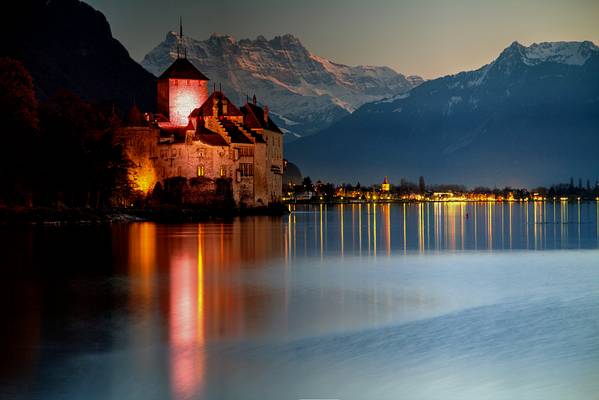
[115,28,283,207]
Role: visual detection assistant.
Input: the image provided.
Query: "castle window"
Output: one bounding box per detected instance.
[219,166,226,177]
[197,165,205,177]
[240,163,253,177]
[238,147,254,157]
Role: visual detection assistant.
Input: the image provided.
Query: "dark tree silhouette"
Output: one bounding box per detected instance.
[0,58,39,205]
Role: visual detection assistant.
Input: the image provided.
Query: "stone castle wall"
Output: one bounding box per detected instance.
[115,126,282,207]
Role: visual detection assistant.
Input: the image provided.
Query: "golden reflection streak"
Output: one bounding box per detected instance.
[383,203,391,256]
[358,203,362,256]
[434,203,440,251]
[561,200,568,248]
[293,211,297,257]
[367,203,371,256]
[340,203,345,257]
[196,225,205,390]
[445,203,457,251]
[501,203,505,249]
[509,202,513,250]
[373,203,377,257]
[319,203,324,259]
[543,200,547,249]
[418,203,424,253]
[474,203,478,250]
[553,199,557,249]
[461,203,465,250]
[128,223,156,305]
[533,201,538,250]
[351,205,355,249]
[578,200,581,247]
[403,203,407,254]
[487,202,493,251]
[525,202,529,249]
[426,203,431,250]
[286,209,291,264]
[128,223,156,372]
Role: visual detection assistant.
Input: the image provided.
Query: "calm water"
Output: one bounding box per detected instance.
[2,202,599,400]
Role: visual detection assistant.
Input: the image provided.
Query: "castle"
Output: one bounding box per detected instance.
[115,26,283,207]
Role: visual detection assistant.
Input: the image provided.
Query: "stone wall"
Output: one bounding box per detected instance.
[116,110,283,207]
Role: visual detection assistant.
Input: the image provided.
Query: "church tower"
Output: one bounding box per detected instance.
[157,19,209,126]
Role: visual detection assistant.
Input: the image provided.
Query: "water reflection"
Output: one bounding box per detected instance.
[285,202,599,258]
[1,202,599,400]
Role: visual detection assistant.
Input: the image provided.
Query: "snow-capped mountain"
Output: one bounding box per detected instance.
[141,32,423,138]
[287,41,599,186]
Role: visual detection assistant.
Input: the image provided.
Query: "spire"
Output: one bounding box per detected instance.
[176,17,185,59]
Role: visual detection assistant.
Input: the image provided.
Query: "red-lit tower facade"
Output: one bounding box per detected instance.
[156,22,209,126]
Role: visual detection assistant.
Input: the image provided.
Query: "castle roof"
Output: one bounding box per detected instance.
[189,91,243,118]
[195,124,229,146]
[220,119,253,144]
[158,58,209,81]
[241,102,283,134]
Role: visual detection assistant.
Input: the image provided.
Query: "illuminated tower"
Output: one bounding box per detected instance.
[157,19,209,126]
[382,176,390,193]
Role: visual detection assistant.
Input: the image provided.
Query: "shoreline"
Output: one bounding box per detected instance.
[0,204,289,225]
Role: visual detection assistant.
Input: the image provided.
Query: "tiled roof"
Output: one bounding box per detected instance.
[158,58,209,81]
[189,91,243,118]
[195,124,229,146]
[220,119,253,144]
[240,103,283,134]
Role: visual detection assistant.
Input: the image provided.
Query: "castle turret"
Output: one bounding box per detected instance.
[156,21,209,126]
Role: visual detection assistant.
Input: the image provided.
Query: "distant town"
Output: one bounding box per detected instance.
[283,175,599,203]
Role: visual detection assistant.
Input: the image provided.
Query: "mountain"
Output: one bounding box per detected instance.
[141,32,423,139]
[286,41,599,187]
[0,0,156,111]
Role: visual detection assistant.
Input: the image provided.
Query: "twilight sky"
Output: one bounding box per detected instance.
[87,0,599,79]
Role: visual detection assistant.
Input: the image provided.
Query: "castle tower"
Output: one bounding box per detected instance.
[381,176,390,193]
[156,20,209,126]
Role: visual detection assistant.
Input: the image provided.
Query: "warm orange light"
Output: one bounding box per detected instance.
[134,167,156,194]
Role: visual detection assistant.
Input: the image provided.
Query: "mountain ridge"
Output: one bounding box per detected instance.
[141,31,423,138]
[286,40,599,187]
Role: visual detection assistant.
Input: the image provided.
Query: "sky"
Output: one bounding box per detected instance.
[87,0,599,79]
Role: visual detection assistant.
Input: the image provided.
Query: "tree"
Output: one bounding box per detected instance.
[418,176,426,193]
[0,58,39,205]
[302,176,313,191]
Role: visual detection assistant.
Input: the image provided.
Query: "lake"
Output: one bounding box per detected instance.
[2,201,599,399]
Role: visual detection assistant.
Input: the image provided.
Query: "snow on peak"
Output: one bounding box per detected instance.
[521,41,598,66]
